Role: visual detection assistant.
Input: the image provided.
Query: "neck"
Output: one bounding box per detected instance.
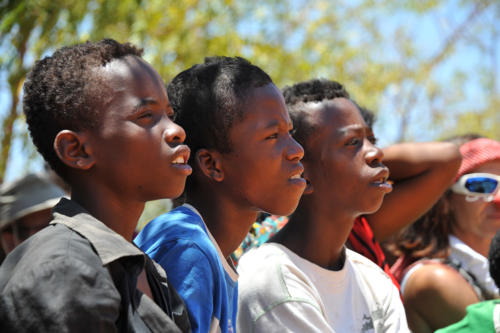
[186,188,258,258]
[70,179,144,242]
[452,231,491,258]
[273,196,355,269]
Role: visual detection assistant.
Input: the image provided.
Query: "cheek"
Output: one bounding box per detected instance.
[94,135,128,160]
[245,147,282,175]
[223,154,261,188]
[451,199,484,226]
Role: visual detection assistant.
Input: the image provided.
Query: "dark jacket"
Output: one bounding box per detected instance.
[0,198,191,333]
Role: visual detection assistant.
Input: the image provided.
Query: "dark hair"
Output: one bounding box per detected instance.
[282,79,351,145]
[387,190,455,260]
[445,133,484,147]
[167,56,272,196]
[23,39,143,181]
[388,133,486,260]
[283,79,350,105]
[357,105,376,129]
[167,56,272,155]
[489,229,500,288]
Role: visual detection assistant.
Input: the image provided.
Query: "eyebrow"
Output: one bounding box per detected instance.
[261,118,293,131]
[135,97,158,109]
[338,124,365,135]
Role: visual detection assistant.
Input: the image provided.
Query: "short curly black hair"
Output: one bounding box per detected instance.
[23,39,143,181]
[357,105,376,129]
[167,56,273,198]
[167,56,272,156]
[282,79,352,145]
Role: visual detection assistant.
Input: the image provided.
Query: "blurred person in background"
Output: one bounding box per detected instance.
[389,136,500,333]
[0,173,65,257]
[435,226,500,332]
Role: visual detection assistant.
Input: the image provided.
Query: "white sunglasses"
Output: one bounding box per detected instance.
[451,172,500,202]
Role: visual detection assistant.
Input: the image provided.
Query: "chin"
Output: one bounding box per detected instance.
[168,188,186,200]
[259,200,298,216]
[256,188,303,216]
[163,179,187,199]
[364,200,384,215]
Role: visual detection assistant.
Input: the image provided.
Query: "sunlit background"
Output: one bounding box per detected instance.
[1,0,499,186]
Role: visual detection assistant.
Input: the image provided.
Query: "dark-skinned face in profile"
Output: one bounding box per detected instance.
[302,98,392,219]
[86,55,192,201]
[219,83,306,216]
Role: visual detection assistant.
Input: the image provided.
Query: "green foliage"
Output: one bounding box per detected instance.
[137,199,172,232]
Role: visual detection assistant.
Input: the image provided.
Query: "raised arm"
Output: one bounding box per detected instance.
[367,141,461,241]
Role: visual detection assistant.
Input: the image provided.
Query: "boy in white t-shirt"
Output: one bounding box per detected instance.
[237,79,410,333]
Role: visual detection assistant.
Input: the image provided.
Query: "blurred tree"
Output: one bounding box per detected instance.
[1,0,499,186]
[136,199,172,232]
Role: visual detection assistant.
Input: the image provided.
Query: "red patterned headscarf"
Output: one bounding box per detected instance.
[455,138,500,181]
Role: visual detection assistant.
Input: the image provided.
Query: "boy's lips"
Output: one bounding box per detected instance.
[369,169,392,193]
[288,165,306,187]
[170,146,192,175]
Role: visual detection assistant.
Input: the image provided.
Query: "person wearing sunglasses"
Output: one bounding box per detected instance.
[451,172,500,203]
[388,136,500,333]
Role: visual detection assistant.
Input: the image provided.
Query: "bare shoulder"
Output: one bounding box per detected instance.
[403,262,479,332]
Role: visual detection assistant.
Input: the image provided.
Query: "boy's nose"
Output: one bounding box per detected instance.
[365,140,384,167]
[286,136,305,161]
[164,120,186,144]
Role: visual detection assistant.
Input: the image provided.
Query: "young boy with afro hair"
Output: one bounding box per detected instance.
[237,79,461,332]
[0,39,192,332]
[135,56,307,333]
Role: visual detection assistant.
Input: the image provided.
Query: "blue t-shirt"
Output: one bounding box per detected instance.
[134,205,238,333]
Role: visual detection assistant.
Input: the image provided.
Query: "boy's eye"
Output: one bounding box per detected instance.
[137,111,153,120]
[135,111,156,126]
[346,137,361,146]
[266,133,279,140]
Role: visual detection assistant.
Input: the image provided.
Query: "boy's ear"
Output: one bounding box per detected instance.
[195,149,224,182]
[53,130,95,170]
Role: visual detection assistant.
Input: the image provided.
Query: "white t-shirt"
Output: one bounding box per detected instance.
[237,243,409,333]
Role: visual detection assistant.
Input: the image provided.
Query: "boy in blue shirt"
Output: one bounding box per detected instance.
[135,57,307,333]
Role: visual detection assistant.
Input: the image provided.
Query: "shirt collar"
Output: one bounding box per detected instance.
[50,198,145,266]
[181,203,239,281]
[449,234,499,297]
[182,203,203,220]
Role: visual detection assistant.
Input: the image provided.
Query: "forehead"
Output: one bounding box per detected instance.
[309,98,366,135]
[471,160,500,175]
[235,83,291,130]
[96,55,167,106]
